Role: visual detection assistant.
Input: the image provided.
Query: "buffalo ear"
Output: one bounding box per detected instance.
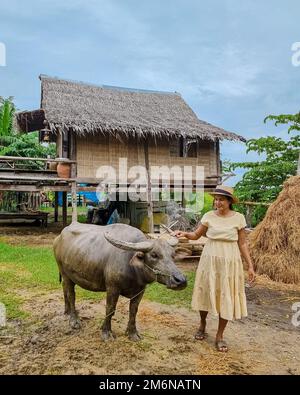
[167,237,179,247]
[129,251,145,268]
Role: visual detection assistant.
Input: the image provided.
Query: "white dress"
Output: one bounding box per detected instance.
[191,210,248,321]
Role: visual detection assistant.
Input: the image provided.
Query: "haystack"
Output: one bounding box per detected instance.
[249,175,300,284]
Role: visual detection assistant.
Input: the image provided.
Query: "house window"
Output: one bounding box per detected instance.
[170,137,197,158]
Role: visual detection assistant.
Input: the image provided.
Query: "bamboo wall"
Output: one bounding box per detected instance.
[76,135,219,182]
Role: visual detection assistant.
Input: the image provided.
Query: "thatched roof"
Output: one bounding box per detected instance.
[17,75,245,142]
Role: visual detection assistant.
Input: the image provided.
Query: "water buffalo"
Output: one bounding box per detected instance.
[53,222,187,341]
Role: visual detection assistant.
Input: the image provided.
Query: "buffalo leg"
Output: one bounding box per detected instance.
[126,290,145,341]
[62,276,81,329]
[62,278,71,315]
[101,289,119,341]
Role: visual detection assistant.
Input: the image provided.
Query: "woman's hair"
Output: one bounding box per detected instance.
[213,196,234,210]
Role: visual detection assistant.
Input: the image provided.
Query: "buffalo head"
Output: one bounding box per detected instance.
[104,233,187,290]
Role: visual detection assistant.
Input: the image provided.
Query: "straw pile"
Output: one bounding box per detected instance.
[147,233,205,258]
[249,175,300,284]
[175,237,205,257]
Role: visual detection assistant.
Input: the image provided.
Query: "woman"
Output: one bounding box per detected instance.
[173,185,255,352]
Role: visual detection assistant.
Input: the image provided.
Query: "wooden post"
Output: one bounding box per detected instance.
[62,192,67,228]
[181,187,185,209]
[36,193,40,210]
[216,140,221,181]
[69,132,77,178]
[54,192,59,222]
[56,132,63,158]
[144,140,154,233]
[71,182,78,222]
[245,205,252,228]
[17,192,21,212]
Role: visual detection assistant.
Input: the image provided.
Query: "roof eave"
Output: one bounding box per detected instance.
[45,120,246,142]
[16,109,46,133]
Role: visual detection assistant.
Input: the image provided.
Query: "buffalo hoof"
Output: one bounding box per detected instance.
[127,332,142,342]
[101,330,116,341]
[70,318,81,330]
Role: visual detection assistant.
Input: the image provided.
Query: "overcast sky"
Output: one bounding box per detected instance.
[1,0,299,185]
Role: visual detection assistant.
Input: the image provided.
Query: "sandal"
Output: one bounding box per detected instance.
[194,329,206,341]
[215,340,228,352]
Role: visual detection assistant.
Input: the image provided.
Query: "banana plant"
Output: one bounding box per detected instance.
[0,98,17,150]
[0,97,15,136]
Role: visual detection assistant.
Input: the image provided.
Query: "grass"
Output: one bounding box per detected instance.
[0,240,194,320]
[145,271,195,309]
[40,205,88,224]
[0,291,27,319]
[0,242,59,288]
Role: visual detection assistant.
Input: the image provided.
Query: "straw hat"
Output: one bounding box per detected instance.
[209,185,239,204]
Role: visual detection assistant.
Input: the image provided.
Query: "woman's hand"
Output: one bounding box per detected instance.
[172,230,186,238]
[248,266,256,283]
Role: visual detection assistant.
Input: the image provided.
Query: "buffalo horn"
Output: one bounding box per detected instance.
[104,233,154,252]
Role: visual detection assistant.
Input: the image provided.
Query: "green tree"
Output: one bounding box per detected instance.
[0,97,17,149]
[0,131,55,167]
[264,112,300,175]
[0,97,15,136]
[228,119,300,225]
[0,97,55,167]
[231,136,299,202]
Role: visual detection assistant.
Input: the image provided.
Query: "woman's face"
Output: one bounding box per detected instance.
[214,195,231,210]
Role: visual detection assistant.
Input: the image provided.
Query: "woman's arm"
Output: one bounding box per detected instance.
[173,224,207,240]
[238,228,255,282]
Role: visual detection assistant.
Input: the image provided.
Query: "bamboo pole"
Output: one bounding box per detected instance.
[0,155,76,163]
[62,192,67,228]
[54,192,59,222]
[71,181,78,222]
[238,201,271,206]
[144,141,154,233]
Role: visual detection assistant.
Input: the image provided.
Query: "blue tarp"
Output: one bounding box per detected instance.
[57,184,99,206]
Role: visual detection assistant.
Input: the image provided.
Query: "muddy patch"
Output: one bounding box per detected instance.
[0,286,299,375]
[0,226,299,375]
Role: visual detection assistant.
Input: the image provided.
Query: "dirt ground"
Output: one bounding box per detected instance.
[0,224,300,375]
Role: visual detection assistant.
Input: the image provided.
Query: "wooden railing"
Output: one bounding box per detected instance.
[0,156,77,179]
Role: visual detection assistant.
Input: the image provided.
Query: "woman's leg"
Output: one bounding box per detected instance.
[195,310,208,340]
[216,316,228,352]
[200,310,208,330]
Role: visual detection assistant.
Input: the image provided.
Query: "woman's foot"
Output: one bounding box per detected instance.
[194,322,206,340]
[194,329,206,340]
[215,339,228,352]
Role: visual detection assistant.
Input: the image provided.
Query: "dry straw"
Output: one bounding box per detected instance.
[249,175,300,284]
